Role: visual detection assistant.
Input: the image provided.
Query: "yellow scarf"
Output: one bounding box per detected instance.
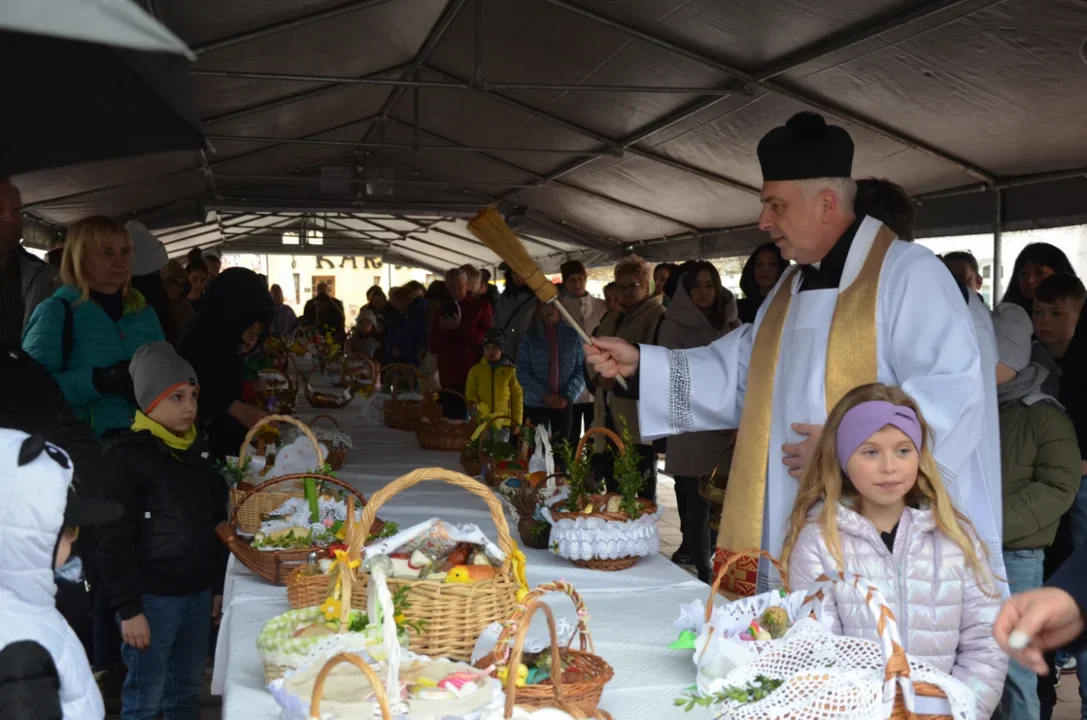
[132,411,197,451]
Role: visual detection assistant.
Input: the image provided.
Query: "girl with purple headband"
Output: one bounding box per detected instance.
[781,383,1005,719]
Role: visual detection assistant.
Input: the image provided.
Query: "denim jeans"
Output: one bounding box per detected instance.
[1066,474,1087,719]
[1001,549,1045,720]
[119,590,211,720]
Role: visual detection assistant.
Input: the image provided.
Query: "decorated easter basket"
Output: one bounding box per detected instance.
[415,389,476,452]
[461,438,484,477]
[304,369,355,410]
[304,654,393,720]
[381,363,427,430]
[348,468,522,662]
[259,543,409,684]
[257,365,298,416]
[477,415,528,488]
[700,571,966,720]
[495,598,615,720]
[542,427,661,571]
[216,474,381,585]
[477,582,613,716]
[307,414,351,470]
[227,415,319,532]
[502,474,563,551]
[346,354,379,396]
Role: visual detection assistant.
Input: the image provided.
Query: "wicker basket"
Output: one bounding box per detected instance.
[414,389,475,452]
[308,654,392,720]
[380,364,424,430]
[228,415,323,533]
[216,473,379,585]
[346,354,378,395]
[307,414,349,470]
[477,415,526,487]
[547,427,658,571]
[460,445,483,477]
[494,593,613,719]
[348,468,521,661]
[304,369,355,410]
[257,366,298,416]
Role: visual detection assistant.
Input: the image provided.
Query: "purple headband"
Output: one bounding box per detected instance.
[836,400,923,473]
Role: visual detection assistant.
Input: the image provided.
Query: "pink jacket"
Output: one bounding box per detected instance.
[787,503,1006,718]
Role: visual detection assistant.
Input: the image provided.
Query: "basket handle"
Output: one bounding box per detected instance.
[707,548,789,620]
[350,468,513,571]
[237,414,323,468]
[309,653,391,720]
[503,600,579,719]
[380,363,420,399]
[493,580,593,671]
[475,415,515,445]
[574,426,624,460]
[805,571,916,709]
[228,472,365,525]
[308,414,341,431]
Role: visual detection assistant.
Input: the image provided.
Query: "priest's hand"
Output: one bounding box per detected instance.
[993,587,1085,675]
[782,423,822,480]
[584,337,638,379]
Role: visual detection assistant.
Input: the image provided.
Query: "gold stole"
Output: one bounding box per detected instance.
[714,224,896,596]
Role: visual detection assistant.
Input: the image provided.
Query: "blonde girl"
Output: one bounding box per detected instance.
[782,383,1005,717]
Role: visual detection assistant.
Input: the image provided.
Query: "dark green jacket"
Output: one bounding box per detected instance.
[1000,397,1081,550]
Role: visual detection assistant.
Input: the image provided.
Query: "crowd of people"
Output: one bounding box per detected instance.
[2,111,1087,720]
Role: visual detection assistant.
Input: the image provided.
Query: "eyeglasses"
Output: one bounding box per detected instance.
[615,282,641,293]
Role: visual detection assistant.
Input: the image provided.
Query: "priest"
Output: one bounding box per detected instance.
[586,111,1002,594]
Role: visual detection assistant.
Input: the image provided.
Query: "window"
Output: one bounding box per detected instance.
[282,231,299,245]
[309,230,323,246]
[292,273,300,304]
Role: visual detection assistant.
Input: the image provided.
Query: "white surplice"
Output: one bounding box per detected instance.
[638,217,1004,588]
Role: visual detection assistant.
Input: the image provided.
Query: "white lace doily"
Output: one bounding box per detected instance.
[254,496,362,548]
[283,426,353,450]
[540,493,663,562]
[706,622,975,720]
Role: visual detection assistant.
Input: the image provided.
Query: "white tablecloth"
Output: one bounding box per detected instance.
[212,398,712,719]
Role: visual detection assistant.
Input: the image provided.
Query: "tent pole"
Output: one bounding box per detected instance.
[993,190,1003,304]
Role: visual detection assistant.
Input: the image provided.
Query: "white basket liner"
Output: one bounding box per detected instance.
[540,489,663,561]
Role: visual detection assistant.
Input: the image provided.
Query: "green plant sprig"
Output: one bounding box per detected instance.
[555,436,592,511]
[611,418,647,517]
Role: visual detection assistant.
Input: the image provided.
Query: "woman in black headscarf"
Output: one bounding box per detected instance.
[736,243,788,324]
[177,268,274,462]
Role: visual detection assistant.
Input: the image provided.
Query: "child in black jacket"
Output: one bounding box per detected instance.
[96,342,227,719]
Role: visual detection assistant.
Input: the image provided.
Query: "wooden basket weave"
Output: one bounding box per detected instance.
[380,363,424,430]
[548,427,657,571]
[304,369,355,410]
[481,581,613,715]
[217,473,378,585]
[348,468,521,661]
[308,414,349,470]
[228,415,322,533]
[414,389,475,451]
[257,365,298,415]
[498,597,613,719]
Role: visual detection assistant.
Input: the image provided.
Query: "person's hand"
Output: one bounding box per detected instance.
[555,396,569,409]
[122,614,151,651]
[541,393,558,408]
[994,587,1085,674]
[782,423,822,480]
[439,315,458,330]
[92,361,137,403]
[584,337,639,379]
[229,401,270,429]
[212,595,223,626]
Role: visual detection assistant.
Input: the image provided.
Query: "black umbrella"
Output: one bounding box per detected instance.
[0,0,207,178]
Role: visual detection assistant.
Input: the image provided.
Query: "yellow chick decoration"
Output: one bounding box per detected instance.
[497,663,529,688]
[444,565,496,584]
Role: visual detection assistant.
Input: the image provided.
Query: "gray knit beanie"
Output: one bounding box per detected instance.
[129,342,199,412]
[992,302,1033,372]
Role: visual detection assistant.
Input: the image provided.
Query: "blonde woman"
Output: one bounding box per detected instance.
[23,216,164,438]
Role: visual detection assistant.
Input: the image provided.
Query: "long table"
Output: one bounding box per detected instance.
[212,399,711,718]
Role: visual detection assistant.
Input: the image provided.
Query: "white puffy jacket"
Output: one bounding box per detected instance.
[0,430,104,719]
[787,502,1006,719]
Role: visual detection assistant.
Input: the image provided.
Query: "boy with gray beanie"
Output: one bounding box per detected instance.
[992,302,1081,720]
[95,342,227,719]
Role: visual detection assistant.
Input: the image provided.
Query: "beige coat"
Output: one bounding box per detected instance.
[591,297,665,447]
[559,290,608,404]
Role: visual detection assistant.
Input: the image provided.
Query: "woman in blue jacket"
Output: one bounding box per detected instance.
[23,216,164,439]
[516,300,586,453]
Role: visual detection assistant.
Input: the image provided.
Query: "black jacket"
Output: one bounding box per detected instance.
[97,428,228,620]
[178,268,273,462]
[0,641,61,720]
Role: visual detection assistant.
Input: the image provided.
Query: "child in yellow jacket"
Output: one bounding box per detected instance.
[466,329,524,432]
